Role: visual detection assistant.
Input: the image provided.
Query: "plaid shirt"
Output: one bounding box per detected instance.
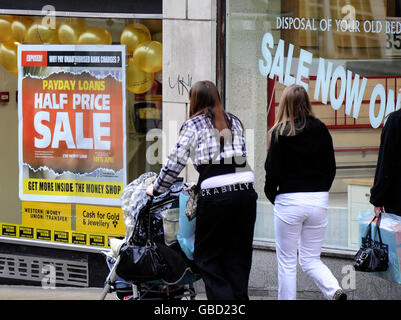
[153,113,247,195]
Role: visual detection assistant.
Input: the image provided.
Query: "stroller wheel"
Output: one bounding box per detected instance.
[163,285,186,300]
[135,283,188,300]
[116,291,134,300]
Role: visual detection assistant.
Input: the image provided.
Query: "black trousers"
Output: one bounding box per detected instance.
[194,188,257,300]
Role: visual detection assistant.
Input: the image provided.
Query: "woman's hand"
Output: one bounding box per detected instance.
[186,182,196,191]
[374,206,384,217]
[146,184,154,196]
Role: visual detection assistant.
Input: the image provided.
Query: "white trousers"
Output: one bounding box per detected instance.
[274,203,341,300]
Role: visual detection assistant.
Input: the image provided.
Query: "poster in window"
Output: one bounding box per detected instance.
[18,45,126,205]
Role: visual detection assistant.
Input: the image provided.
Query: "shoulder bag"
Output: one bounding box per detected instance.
[353,213,389,272]
[185,164,212,221]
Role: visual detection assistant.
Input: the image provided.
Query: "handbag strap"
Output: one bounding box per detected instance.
[365,214,384,246]
[365,216,375,242]
[374,213,384,245]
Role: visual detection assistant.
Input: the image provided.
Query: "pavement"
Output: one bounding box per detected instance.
[0,285,276,300]
[0,285,118,300]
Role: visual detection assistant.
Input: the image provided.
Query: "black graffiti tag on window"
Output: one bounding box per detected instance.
[168,74,192,96]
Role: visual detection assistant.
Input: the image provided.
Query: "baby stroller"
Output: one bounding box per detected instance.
[99,172,200,300]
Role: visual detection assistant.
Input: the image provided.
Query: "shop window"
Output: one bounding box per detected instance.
[226,0,401,250]
[0,14,162,247]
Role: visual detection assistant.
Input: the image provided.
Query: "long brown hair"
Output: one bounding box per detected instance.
[268,84,314,146]
[188,80,240,132]
[189,81,220,116]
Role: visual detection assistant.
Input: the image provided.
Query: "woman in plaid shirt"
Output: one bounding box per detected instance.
[147,80,257,300]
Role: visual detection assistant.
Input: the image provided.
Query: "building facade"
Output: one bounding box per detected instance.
[164,0,401,299]
[0,0,400,298]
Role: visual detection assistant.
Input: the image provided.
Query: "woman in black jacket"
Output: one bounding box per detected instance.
[370,108,401,217]
[264,84,346,300]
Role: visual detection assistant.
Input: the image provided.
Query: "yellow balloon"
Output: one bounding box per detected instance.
[0,42,18,74]
[127,57,154,94]
[71,18,87,34]
[25,22,56,44]
[132,41,162,73]
[120,23,151,54]
[48,30,59,44]
[11,17,34,42]
[58,22,79,44]
[78,26,112,45]
[58,18,87,44]
[0,17,13,42]
[0,15,15,24]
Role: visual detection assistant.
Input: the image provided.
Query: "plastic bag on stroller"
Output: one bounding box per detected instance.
[120,171,187,246]
[177,192,196,260]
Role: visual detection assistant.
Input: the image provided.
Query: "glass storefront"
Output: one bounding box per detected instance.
[226,0,401,250]
[0,12,162,247]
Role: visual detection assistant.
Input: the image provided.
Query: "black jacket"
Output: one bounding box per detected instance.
[264,116,336,204]
[370,109,401,215]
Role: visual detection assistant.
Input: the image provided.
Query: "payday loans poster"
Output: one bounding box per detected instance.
[18,45,126,206]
